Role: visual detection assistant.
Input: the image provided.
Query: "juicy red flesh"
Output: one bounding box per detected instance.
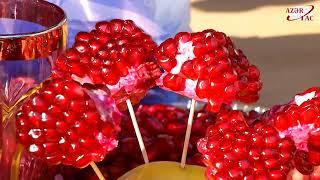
[54,19,160,110]
[15,78,121,168]
[75,104,219,179]
[264,87,320,175]
[155,30,262,112]
[198,110,295,179]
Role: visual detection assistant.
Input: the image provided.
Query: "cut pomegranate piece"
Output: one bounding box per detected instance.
[263,87,320,175]
[198,110,295,179]
[54,19,160,110]
[155,30,262,112]
[15,78,121,168]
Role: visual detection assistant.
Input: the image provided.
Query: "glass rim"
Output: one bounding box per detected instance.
[0,0,67,38]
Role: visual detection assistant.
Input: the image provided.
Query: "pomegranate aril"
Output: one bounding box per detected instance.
[44,129,60,142]
[54,95,69,110]
[123,20,135,33]
[160,39,178,58]
[158,57,177,72]
[40,89,55,104]
[163,74,186,91]
[260,148,277,159]
[253,162,265,173]
[79,138,97,149]
[43,143,59,154]
[279,151,292,163]
[238,160,250,171]
[73,41,91,54]
[55,57,67,71]
[31,96,48,112]
[175,32,191,43]
[82,112,100,126]
[205,37,218,51]
[75,32,92,43]
[101,68,120,85]
[95,32,110,44]
[193,42,208,57]
[248,65,260,80]
[264,158,280,169]
[278,138,295,151]
[264,135,280,148]
[248,148,260,161]
[115,59,129,76]
[110,19,124,33]
[69,99,86,113]
[40,113,56,128]
[96,21,111,33]
[195,79,211,99]
[27,111,41,127]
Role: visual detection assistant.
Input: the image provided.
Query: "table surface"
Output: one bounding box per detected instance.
[190,0,320,107]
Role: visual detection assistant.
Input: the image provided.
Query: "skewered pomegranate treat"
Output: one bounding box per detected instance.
[54,19,160,163]
[155,30,262,112]
[262,87,320,176]
[15,78,121,179]
[154,30,262,168]
[54,19,160,111]
[198,110,296,179]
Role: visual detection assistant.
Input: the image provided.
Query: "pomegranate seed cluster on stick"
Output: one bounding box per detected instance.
[15,78,121,168]
[155,30,262,112]
[198,110,296,179]
[263,87,320,176]
[54,19,161,164]
[198,88,320,179]
[54,19,160,110]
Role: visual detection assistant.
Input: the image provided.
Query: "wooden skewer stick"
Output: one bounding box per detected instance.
[180,99,197,168]
[126,99,149,163]
[90,161,105,180]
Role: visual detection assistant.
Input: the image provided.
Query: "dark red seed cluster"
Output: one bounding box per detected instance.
[154,30,262,112]
[15,78,121,168]
[263,87,320,175]
[54,19,160,110]
[75,104,218,180]
[198,110,295,179]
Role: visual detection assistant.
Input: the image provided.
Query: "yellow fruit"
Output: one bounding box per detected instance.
[118,161,205,180]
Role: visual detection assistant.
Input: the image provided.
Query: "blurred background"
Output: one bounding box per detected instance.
[190,0,320,107]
